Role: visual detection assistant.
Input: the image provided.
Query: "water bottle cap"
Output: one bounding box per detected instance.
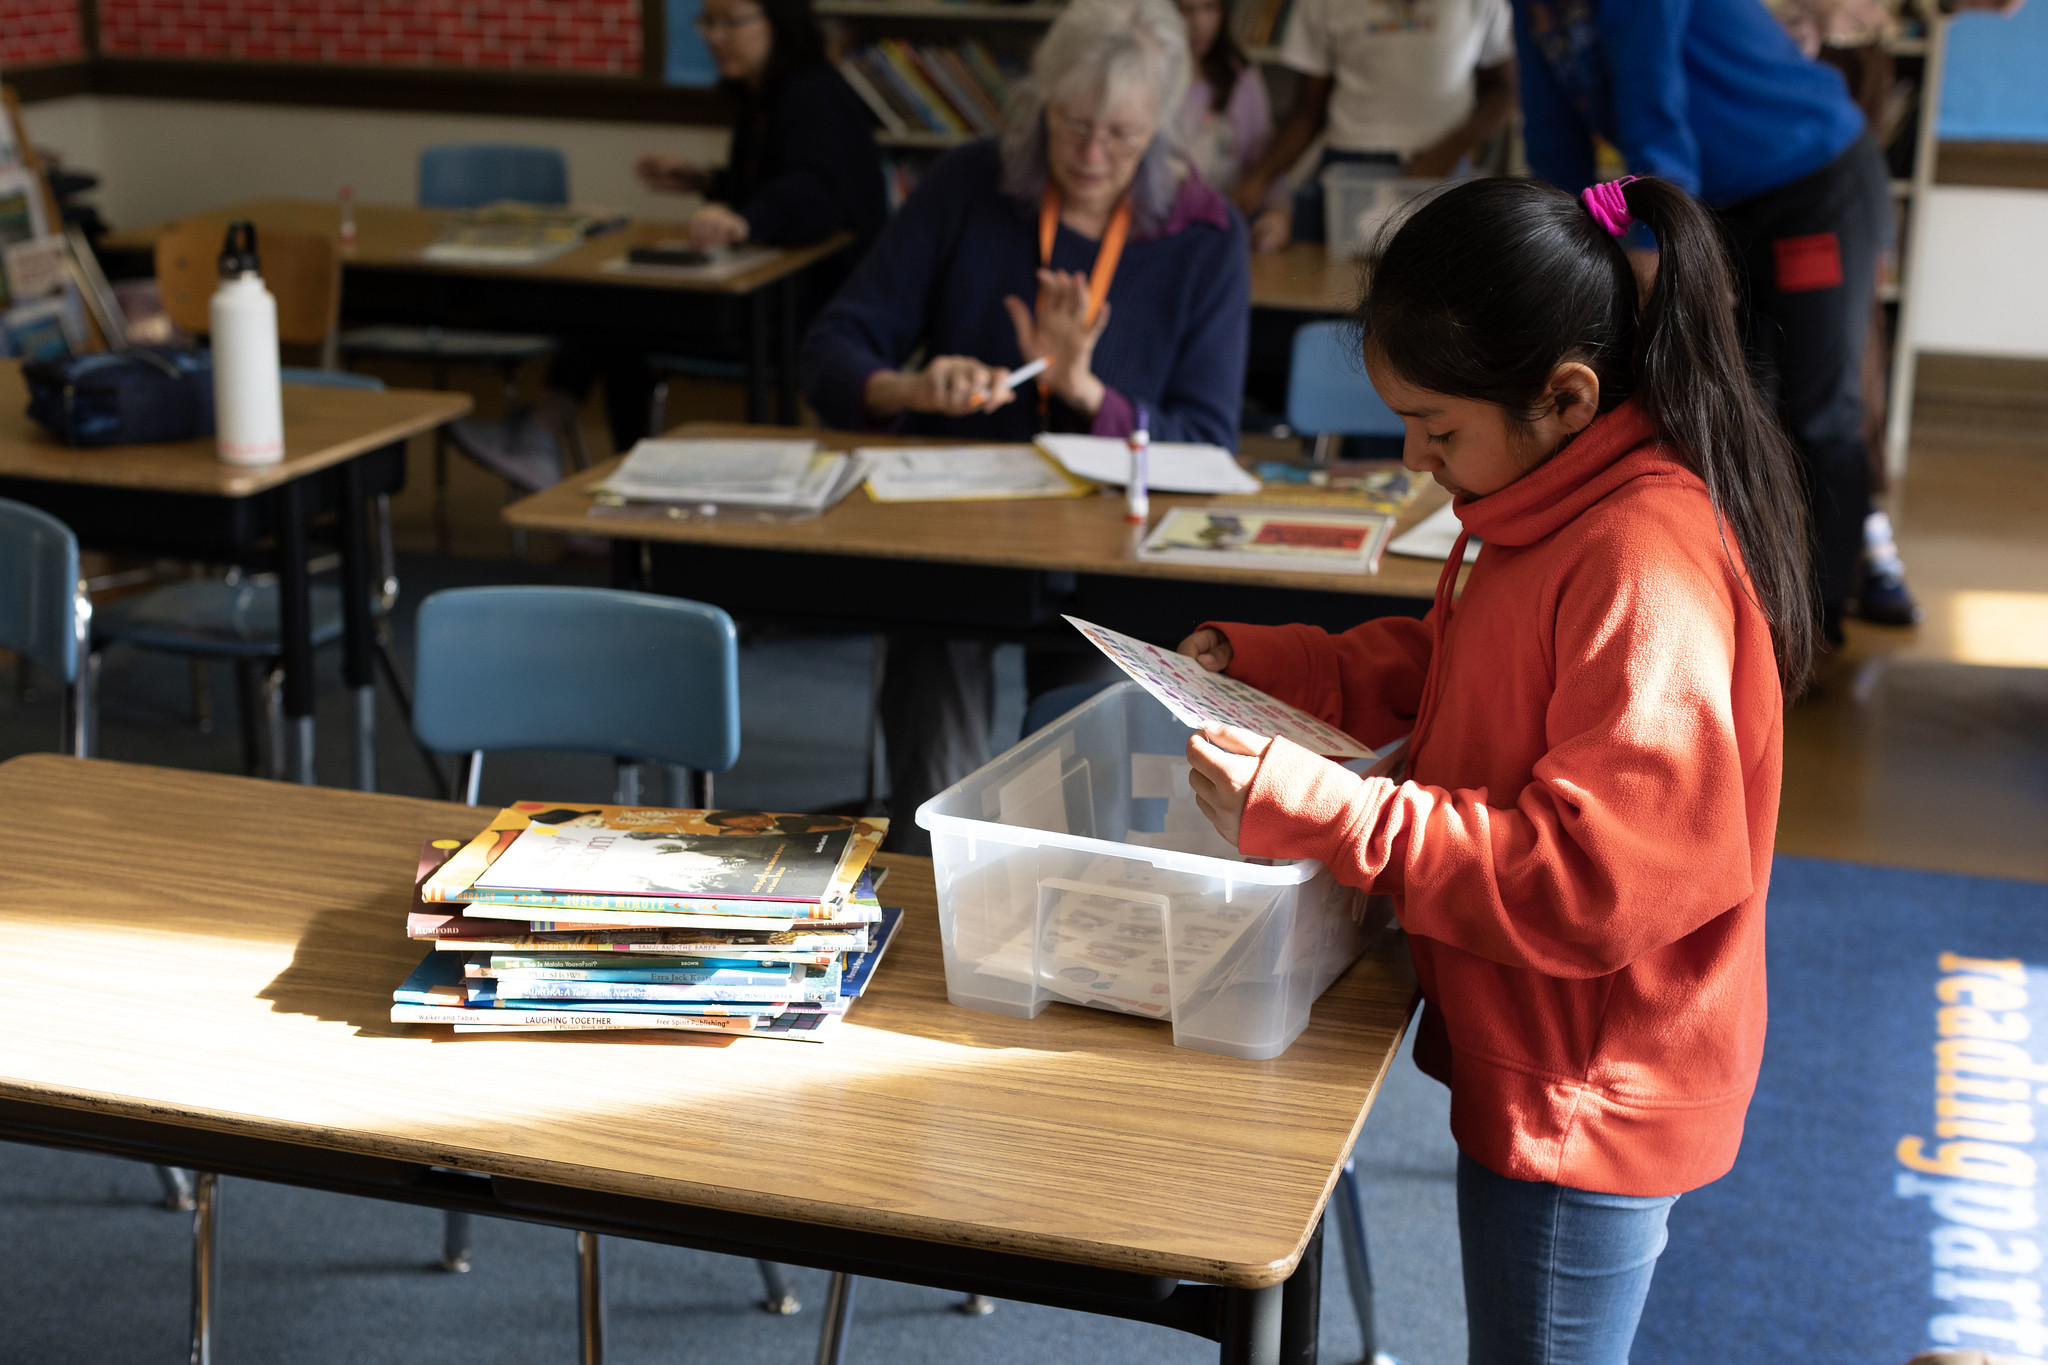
[218,220,261,278]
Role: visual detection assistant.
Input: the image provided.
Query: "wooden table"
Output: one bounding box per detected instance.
[506,423,1456,647]
[0,755,1419,1363]
[1248,243,1364,316]
[102,200,855,425]
[0,362,469,788]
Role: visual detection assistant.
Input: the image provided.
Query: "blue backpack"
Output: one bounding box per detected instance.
[23,347,216,446]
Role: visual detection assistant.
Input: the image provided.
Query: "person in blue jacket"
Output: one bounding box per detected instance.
[1511,0,1902,645]
[803,0,1249,851]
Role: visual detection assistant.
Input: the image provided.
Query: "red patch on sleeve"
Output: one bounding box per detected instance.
[1773,232,1844,293]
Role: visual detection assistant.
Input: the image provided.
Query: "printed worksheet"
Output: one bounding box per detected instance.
[1062,616,1374,758]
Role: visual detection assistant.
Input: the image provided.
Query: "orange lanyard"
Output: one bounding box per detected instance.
[1036,187,1130,415]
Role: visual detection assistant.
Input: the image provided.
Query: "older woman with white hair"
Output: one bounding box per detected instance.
[802,0,1249,445]
[802,0,1251,850]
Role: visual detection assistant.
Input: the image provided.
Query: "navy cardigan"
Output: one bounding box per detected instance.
[800,140,1250,448]
[715,65,887,257]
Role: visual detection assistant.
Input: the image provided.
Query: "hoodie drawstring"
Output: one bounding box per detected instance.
[1406,528,1471,772]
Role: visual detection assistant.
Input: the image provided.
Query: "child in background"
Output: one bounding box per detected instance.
[1173,0,1292,252]
[1178,176,1813,1363]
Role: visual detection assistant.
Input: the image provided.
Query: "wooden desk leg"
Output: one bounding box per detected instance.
[577,1231,606,1365]
[275,479,317,785]
[188,1171,218,1365]
[747,286,771,425]
[777,276,800,426]
[338,456,378,793]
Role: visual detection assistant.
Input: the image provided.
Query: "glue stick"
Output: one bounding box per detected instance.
[1126,405,1150,525]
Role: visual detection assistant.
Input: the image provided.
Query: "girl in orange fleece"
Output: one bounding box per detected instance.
[1180,175,1814,1365]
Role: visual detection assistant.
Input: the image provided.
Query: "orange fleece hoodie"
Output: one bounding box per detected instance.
[1210,399,1781,1198]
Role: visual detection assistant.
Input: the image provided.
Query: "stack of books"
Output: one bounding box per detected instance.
[590,438,869,520]
[839,39,1019,139]
[392,804,900,1042]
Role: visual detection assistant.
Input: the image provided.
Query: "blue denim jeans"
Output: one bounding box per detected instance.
[1457,1152,1678,1365]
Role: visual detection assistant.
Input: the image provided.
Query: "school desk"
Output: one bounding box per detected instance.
[0,361,469,789]
[0,754,1419,1365]
[1248,243,1363,316]
[503,423,1456,648]
[99,201,854,425]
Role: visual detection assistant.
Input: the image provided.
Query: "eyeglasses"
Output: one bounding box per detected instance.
[1046,107,1155,155]
[694,9,765,36]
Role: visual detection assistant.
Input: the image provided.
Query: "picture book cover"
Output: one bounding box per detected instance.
[471,950,841,973]
[479,959,841,1004]
[840,905,903,999]
[420,923,872,955]
[1063,616,1375,759]
[1137,505,1393,575]
[422,805,885,912]
[393,1000,758,1033]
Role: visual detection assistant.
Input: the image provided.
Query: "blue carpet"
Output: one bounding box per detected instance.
[1634,855,2048,1364]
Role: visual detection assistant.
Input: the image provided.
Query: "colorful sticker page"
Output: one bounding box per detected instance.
[1063,616,1374,759]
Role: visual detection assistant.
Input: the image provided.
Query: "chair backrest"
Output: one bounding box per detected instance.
[155,220,341,348]
[412,586,741,772]
[419,145,570,209]
[0,497,83,686]
[1286,320,1406,439]
[279,367,385,391]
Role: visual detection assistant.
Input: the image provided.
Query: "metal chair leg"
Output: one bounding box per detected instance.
[188,658,213,733]
[189,1171,218,1365]
[1332,1156,1377,1364]
[440,1210,472,1273]
[814,1272,856,1365]
[647,377,671,442]
[864,634,886,815]
[233,661,265,776]
[755,1260,801,1315]
[578,1231,606,1365]
[957,1293,996,1315]
[261,667,287,782]
[156,1164,195,1211]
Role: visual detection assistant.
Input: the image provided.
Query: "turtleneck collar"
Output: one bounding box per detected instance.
[1451,398,1690,549]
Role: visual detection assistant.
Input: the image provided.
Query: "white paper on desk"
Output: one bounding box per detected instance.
[601,439,818,502]
[1035,434,1262,495]
[1063,616,1374,759]
[860,445,1080,502]
[1387,501,1481,562]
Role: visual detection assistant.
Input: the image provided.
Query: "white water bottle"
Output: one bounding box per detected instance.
[210,221,285,466]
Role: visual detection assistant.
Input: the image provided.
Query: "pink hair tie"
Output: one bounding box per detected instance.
[1580,176,1638,236]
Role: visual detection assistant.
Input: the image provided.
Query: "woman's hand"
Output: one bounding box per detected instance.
[636,153,710,194]
[864,357,1020,418]
[1249,206,1292,254]
[1177,628,1233,672]
[1004,269,1110,416]
[1186,723,1271,849]
[686,204,750,250]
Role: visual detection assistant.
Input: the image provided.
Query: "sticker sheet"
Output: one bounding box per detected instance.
[1063,616,1374,759]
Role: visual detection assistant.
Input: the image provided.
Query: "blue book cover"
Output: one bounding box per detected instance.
[394,949,464,1004]
[840,905,904,999]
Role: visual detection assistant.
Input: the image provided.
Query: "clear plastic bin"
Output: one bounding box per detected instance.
[1322,164,1444,259]
[915,682,1388,1059]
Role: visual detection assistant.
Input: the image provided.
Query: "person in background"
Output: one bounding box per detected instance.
[1508,0,1935,647]
[1229,0,1518,248]
[1179,174,1812,1365]
[1174,0,1292,252]
[801,0,1249,850]
[542,0,887,453]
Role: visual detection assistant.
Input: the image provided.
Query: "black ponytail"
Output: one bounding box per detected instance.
[1357,176,1816,694]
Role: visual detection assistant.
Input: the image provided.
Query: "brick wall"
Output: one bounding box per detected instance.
[97,0,644,74]
[0,0,88,68]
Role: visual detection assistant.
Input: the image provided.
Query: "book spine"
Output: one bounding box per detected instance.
[482,953,838,972]
[493,979,800,1003]
[958,42,1016,117]
[392,1002,754,1030]
[516,904,880,931]
[853,50,929,133]
[449,887,822,916]
[838,57,912,136]
[934,47,1004,131]
[877,40,965,134]
[492,964,798,988]
[915,44,997,136]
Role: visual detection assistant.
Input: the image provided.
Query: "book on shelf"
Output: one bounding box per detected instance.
[839,40,1017,139]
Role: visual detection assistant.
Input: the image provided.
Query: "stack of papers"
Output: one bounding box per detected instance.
[596,439,868,515]
[860,445,1088,502]
[393,805,901,1042]
[1035,434,1262,495]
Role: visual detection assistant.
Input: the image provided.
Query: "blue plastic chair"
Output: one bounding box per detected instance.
[419,144,570,209]
[0,497,92,757]
[345,145,575,553]
[412,585,808,1313]
[1287,319,1406,464]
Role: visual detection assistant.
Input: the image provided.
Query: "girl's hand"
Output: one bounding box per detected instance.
[686,204,750,250]
[1186,723,1271,849]
[1003,270,1110,416]
[636,154,709,194]
[1177,628,1233,672]
[865,357,1019,417]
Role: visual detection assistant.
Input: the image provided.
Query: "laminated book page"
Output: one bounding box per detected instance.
[1063,616,1374,759]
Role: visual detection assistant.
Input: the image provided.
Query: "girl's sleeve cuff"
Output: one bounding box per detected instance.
[1239,735,1394,876]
